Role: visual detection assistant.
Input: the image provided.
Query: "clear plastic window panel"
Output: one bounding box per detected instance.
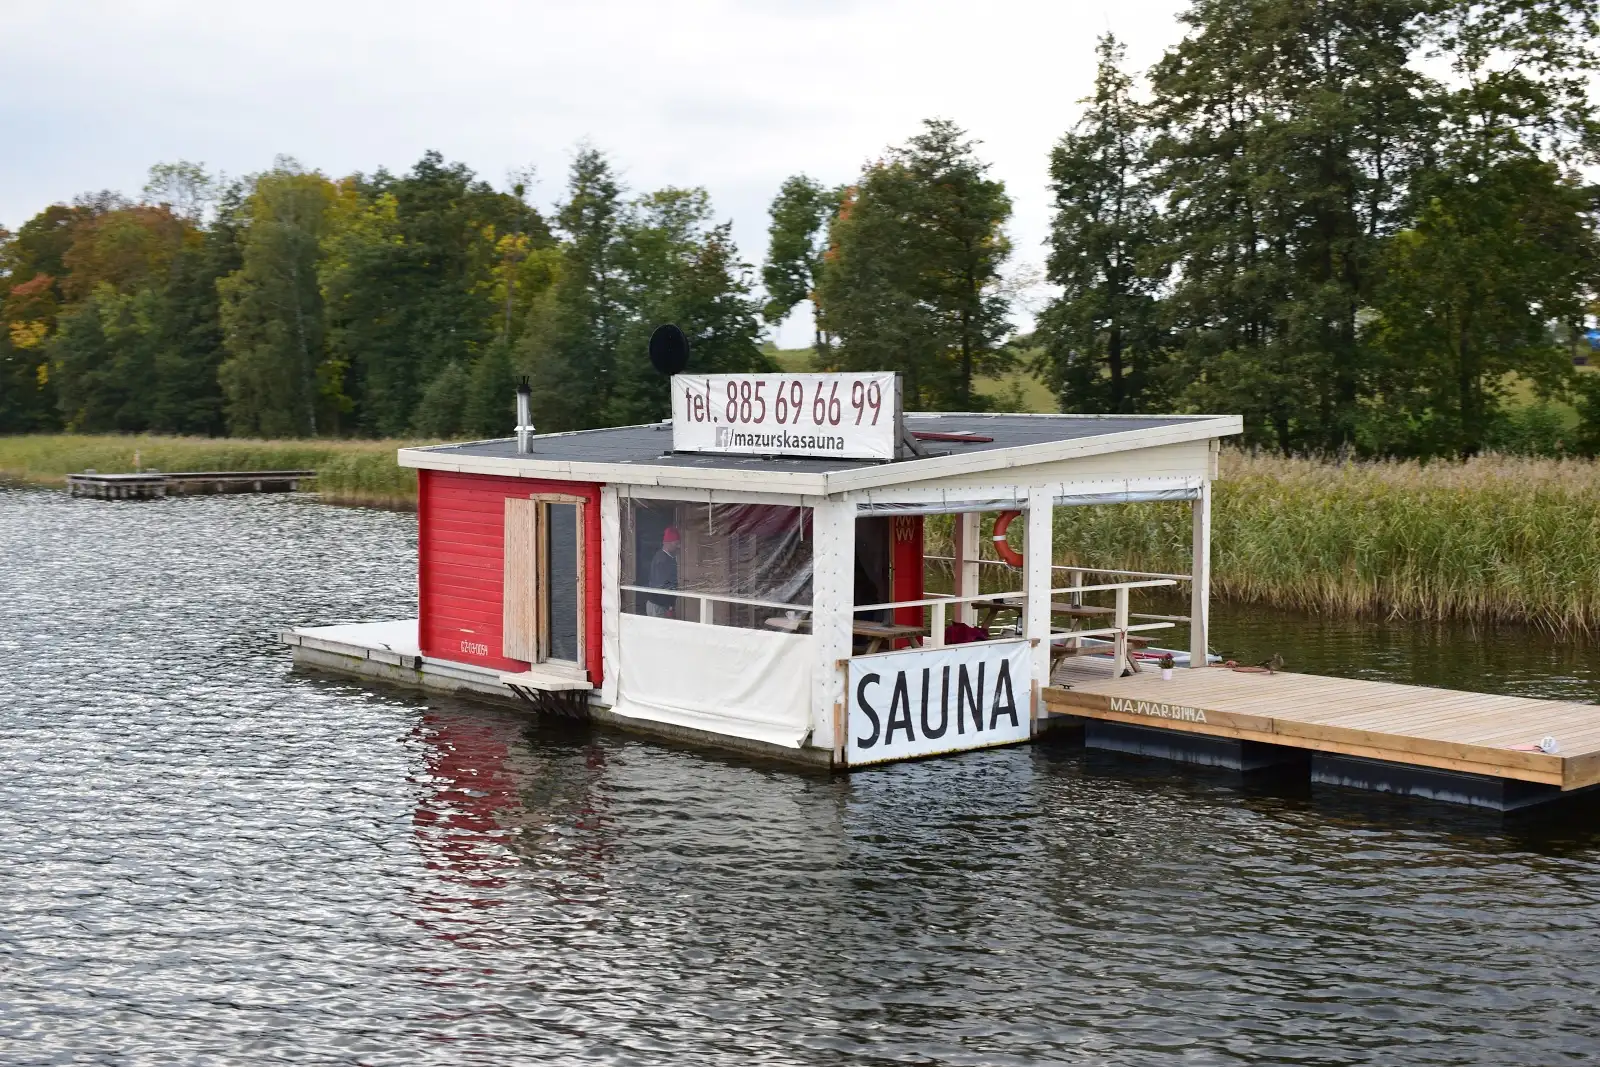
[622,500,813,630]
[545,502,580,662]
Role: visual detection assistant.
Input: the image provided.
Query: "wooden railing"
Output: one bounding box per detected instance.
[860,567,1189,673]
[619,584,811,626]
[623,563,1192,674]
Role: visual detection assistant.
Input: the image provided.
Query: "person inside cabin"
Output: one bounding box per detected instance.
[645,526,680,617]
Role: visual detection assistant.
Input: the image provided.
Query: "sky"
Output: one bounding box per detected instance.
[0,0,1193,345]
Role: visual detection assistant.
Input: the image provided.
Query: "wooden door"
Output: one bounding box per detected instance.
[503,498,540,662]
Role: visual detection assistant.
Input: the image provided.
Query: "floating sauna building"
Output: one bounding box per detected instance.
[285,370,1239,768]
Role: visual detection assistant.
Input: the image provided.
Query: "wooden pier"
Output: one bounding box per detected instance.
[1044,659,1600,810]
[67,470,316,500]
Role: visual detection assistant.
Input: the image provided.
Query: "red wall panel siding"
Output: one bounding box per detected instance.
[418,470,604,684]
[891,515,925,643]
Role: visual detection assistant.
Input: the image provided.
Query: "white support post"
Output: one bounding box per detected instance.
[930,601,946,648]
[599,486,621,708]
[1114,585,1131,676]
[1024,487,1054,720]
[1189,479,1212,669]
[953,512,981,625]
[1066,568,1083,653]
[699,596,713,625]
[811,499,856,759]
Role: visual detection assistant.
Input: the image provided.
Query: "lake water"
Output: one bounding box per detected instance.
[4,485,1599,1065]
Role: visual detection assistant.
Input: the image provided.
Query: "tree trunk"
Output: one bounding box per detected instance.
[1108,325,1125,411]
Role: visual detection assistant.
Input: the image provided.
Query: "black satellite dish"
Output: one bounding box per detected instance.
[648,323,690,376]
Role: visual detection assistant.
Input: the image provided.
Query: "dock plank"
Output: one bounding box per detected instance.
[1046,660,1599,790]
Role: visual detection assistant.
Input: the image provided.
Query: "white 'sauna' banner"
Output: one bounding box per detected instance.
[846,639,1032,765]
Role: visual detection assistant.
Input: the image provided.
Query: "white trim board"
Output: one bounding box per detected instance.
[399,445,835,495]
[845,476,1204,509]
[616,484,823,508]
[820,417,1239,495]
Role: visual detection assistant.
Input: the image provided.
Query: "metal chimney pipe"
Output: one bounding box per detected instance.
[515,377,534,454]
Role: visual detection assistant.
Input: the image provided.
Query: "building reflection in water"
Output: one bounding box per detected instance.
[406,700,613,950]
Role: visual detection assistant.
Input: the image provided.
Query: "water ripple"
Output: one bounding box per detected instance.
[3,486,1599,1065]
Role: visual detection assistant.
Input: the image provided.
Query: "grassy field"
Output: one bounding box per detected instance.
[7,433,1599,629]
[0,434,422,507]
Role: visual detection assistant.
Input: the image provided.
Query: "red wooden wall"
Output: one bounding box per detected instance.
[890,515,925,632]
[418,469,603,683]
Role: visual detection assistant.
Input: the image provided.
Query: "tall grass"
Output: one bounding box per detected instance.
[1055,452,1600,631]
[0,434,421,507]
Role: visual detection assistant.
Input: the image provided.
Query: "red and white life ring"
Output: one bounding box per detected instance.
[991,510,1024,567]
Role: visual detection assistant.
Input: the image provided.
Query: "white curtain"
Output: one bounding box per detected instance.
[614,613,813,748]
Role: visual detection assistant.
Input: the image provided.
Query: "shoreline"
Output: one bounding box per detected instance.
[6,434,1597,632]
[0,433,421,511]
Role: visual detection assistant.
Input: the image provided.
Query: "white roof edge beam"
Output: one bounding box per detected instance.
[851,489,1201,515]
[845,476,1204,511]
[819,417,1242,496]
[618,484,824,508]
[397,448,832,496]
[905,411,1233,421]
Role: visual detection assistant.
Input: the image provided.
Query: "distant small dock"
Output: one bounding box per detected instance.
[1045,661,1600,810]
[67,470,317,500]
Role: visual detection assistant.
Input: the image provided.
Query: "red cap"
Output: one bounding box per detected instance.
[663,527,680,544]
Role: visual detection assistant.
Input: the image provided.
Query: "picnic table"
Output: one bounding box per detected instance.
[852,621,929,653]
[974,597,1115,631]
[763,615,929,653]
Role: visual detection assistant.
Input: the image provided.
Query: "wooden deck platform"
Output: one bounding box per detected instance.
[67,470,316,499]
[1044,659,1600,794]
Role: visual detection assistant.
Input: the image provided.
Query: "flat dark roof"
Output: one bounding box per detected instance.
[418,413,1218,474]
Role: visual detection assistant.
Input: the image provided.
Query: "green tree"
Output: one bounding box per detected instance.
[1150,0,1432,449]
[323,151,550,437]
[1432,0,1599,165]
[522,153,768,430]
[604,188,769,425]
[523,149,628,431]
[0,218,63,431]
[761,175,839,355]
[1,204,82,431]
[462,336,518,437]
[412,359,470,437]
[49,285,157,431]
[217,161,339,437]
[142,160,216,223]
[44,196,207,432]
[1365,154,1597,456]
[816,119,1013,410]
[464,233,561,438]
[1039,35,1169,414]
[1353,0,1600,455]
[144,179,243,434]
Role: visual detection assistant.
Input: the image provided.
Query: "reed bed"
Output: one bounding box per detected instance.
[7,436,1598,628]
[0,434,421,508]
[1055,452,1600,632]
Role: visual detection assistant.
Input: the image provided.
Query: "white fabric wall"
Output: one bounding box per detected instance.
[613,613,814,748]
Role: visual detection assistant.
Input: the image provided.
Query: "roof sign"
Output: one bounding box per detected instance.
[671,372,901,461]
